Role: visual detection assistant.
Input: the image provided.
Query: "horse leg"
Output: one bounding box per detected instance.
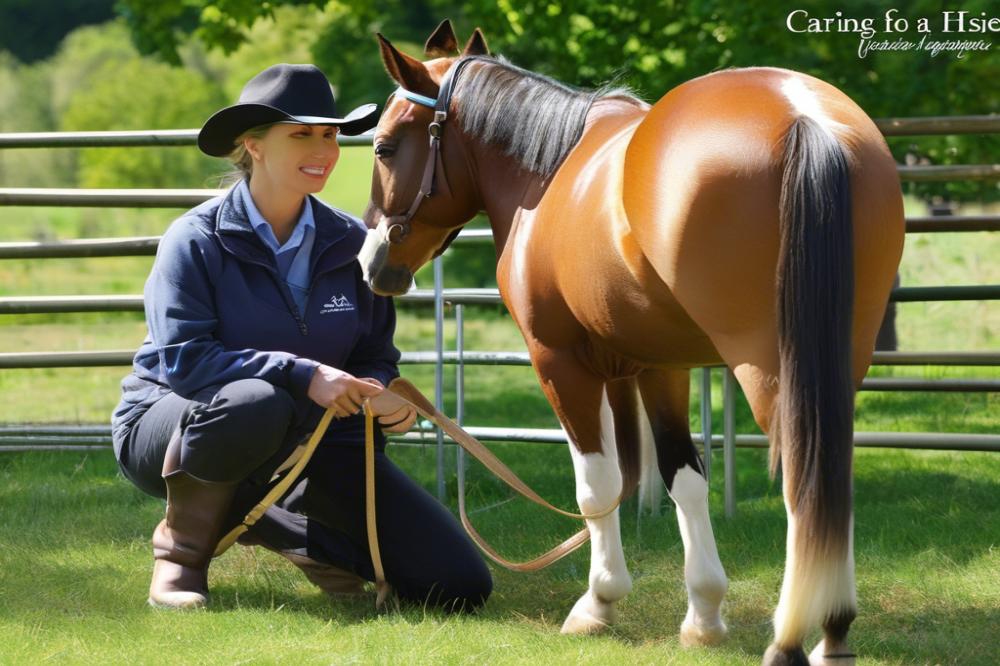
[637,368,728,646]
[531,349,632,635]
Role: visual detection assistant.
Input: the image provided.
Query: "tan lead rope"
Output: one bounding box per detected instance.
[214,378,625,577]
[213,407,336,557]
[381,379,624,571]
[363,399,391,607]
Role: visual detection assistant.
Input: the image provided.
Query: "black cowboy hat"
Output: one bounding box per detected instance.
[198,63,379,157]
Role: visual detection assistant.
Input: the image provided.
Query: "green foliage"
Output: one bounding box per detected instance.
[452,0,999,203]
[0,0,115,63]
[115,0,326,65]
[61,58,226,188]
[45,21,226,188]
[0,53,73,187]
[114,0,998,203]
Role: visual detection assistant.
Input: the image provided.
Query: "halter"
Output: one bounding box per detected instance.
[379,56,489,245]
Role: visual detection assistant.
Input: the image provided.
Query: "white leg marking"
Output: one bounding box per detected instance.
[669,465,729,646]
[773,472,856,649]
[560,388,632,635]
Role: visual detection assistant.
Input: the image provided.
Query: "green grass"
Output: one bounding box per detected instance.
[0,445,997,664]
[0,163,996,662]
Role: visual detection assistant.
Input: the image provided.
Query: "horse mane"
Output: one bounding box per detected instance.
[453,56,639,179]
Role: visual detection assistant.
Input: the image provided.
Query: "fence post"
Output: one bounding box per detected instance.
[456,305,466,506]
[701,367,713,481]
[723,368,736,518]
[434,256,446,501]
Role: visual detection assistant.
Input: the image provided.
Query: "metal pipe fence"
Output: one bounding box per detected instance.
[1,118,997,518]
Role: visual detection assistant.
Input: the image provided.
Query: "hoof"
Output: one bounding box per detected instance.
[560,591,617,635]
[808,641,856,666]
[763,643,809,666]
[147,591,208,609]
[680,615,728,647]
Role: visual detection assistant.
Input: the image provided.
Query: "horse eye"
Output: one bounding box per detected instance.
[374,143,395,159]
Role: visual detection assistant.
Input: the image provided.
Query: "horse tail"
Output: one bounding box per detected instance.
[773,115,855,572]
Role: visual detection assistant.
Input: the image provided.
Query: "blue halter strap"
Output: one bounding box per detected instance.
[394,86,437,108]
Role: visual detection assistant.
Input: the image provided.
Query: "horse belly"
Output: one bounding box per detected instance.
[571,240,723,372]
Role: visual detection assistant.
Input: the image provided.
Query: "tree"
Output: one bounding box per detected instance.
[0,53,71,188]
[55,22,226,188]
[0,0,115,63]
[114,0,998,202]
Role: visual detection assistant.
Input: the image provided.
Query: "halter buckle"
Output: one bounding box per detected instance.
[386,222,409,244]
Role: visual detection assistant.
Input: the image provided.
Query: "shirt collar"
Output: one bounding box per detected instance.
[237,179,315,255]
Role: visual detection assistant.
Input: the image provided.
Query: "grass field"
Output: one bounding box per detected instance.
[0,445,997,665]
[0,150,997,663]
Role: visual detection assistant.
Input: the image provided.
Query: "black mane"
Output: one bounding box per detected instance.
[453,56,638,178]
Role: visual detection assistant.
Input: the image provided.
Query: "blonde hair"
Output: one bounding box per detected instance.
[220,123,275,186]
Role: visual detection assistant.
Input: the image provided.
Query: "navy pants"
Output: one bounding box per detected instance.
[117,378,492,611]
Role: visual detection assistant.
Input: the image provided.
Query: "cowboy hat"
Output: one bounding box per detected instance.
[198,63,379,157]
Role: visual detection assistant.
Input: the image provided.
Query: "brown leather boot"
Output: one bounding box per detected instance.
[148,434,238,609]
[237,530,367,597]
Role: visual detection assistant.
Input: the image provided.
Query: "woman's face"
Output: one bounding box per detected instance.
[246,123,340,196]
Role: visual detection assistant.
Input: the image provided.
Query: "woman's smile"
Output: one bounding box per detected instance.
[300,164,329,178]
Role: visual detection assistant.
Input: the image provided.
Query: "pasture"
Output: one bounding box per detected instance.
[0,146,997,664]
[1,445,997,664]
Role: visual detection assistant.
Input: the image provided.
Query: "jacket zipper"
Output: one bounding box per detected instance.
[231,254,310,336]
[219,227,356,338]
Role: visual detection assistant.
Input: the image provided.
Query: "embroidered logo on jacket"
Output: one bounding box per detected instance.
[320,293,355,314]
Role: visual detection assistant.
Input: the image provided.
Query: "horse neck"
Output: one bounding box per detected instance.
[467,140,547,257]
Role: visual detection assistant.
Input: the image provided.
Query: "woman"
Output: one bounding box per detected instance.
[111,63,491,612]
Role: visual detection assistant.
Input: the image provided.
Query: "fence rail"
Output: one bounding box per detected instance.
[1,282,996,317]
[1,116,996,147]
[3,426,998,453]
[906,215,1000,233]
[2,349,998,369]
[2,216,997,260]
[0,131,374,149]
[1,118,997,517]
[874,115,1000,136]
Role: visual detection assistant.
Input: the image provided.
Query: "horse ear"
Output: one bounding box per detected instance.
[461,28,490,56]
[424,19,459,57]
[377,33,438,97]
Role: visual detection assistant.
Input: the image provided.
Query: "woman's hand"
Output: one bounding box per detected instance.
[366,389,418,434]
[307,365,383,417]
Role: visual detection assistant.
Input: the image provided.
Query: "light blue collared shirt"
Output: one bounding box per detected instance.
[238,179,316,315]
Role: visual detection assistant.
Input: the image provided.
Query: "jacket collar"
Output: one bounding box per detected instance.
[214,180,367,273]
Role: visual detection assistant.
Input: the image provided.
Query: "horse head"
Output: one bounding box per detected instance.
[360,20,490,296]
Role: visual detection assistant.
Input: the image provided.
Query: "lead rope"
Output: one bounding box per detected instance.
[213,407,336,557]
[363,398,391,607]
[213,379,625,584]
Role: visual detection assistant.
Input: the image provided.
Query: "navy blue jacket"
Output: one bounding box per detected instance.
[111,184,400,457]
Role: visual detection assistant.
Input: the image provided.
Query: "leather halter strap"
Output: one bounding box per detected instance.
[380,56,491,245]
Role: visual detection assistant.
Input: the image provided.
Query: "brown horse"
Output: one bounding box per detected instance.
[360,20,903,666]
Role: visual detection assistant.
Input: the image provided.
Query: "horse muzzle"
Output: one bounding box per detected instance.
[359,228,414,296]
